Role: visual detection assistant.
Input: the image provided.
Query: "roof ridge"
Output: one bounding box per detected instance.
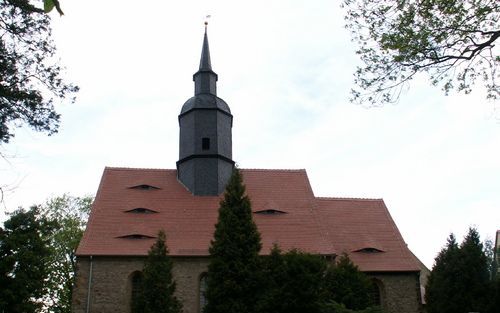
[105,166,176,172]
[240,168,306,172]
[316,196,383,201]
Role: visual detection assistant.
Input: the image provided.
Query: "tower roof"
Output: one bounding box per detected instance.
[193,25,218,96]
[199,27,212,71]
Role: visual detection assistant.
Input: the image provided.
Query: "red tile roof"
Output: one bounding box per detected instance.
[76,167,419,272]
[315,197,420,271]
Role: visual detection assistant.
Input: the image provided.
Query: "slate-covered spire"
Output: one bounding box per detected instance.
[194,24,218,95]
[199,26,212,70]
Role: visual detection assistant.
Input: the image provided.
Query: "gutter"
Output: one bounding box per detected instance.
[86,256,93,313]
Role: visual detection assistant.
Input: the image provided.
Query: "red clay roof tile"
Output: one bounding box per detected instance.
[76,167,419,272]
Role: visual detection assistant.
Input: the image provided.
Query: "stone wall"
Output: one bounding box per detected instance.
[72,256,210,313]
[72,257,421,313]
[369,272,422,313]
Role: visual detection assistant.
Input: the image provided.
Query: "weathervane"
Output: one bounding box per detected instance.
[205,15,211,31]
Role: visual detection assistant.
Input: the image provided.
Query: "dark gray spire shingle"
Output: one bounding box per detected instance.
[199,30,212,70]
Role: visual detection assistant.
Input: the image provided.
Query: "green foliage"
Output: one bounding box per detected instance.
[43,0,64,15]
[484,238,497,279]
[343,0,499,105]
[204,168,262,313]
[324,253,374,310]
[204,169,384,313]
[39,195,92,313]
[137,230,182,313]
[426,228,496,313]
[0,207,55,313]
[320,301,384,313]
[257,245,328,313]
[0,0,78,144]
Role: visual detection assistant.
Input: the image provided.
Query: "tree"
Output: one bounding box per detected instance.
[425,233,462,313]
[204,168,263,313]
[43,0,64,15]
[258,245,328,313]
[0,207,55,313]
[320,301,384,313]
[0,0,78,144]
[39,195,92,313]
[135,230,182,313]
[324,253,375,311]
[342,0,499,105]
[426,228,495,313]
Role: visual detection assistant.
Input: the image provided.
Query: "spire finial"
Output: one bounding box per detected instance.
[199,17,212,71]
[204,15,211,33]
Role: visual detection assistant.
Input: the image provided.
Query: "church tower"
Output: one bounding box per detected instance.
[176,26,234,195]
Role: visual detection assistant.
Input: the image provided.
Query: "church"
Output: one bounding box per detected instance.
[72,28,426,313]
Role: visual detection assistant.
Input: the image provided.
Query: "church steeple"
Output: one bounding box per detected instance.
[199,26,212,70]
[193,26,218,95]
[176,26,234,196]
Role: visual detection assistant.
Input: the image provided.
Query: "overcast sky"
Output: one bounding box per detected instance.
[1,0,499,268]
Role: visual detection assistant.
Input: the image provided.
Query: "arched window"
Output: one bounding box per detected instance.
[130,271,143,313]
[199,273,208,312]
[369,278,385,307]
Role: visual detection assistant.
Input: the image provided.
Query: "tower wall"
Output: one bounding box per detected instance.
[179,109,232,160]
[178,108,233,195]
[178,158,233,195]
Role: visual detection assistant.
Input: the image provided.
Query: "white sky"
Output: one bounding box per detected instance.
[1,0,499,268]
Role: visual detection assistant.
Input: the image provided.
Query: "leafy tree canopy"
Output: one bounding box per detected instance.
[343,0,499,105]
[135,230,182,313]
[43,0,64,15]
[324,253,375,311]
[0,0,78,144]
[0,207,55,313]
[204,168,263,313]
[258,245,328,313]
[0,195,91,313]
[321,301,385,313]
[39,194,92,313]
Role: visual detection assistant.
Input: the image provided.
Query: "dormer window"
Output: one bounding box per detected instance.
[117,234,155,239]
[353,247,384,253]
[254,209,287,215]
[128,184,160,190]
[124,208,158,214]
[202,137,210,150]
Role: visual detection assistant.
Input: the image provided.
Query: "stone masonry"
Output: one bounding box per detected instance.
[72,257,421,313]
[369,272,422,313]
[72,256,209,313]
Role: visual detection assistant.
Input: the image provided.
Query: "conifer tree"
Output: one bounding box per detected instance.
[426,228,494,313]
[425,234,460,313]
[136,230,182,313]
[458,228,492,312]
[204,168,262,313]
